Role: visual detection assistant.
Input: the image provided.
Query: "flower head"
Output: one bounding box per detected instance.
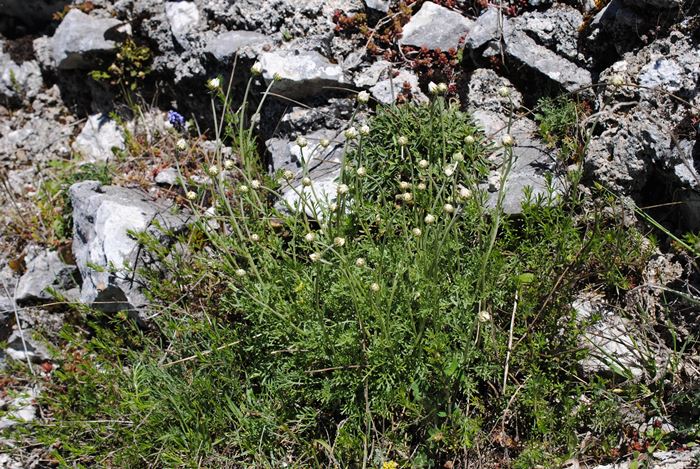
[208,165,219,176]
[370,282,380,292]
[444,165,455,177]
[357,90,370,104]
[283,170,294,180]
[344,127,358,140]
[498,86,511,98]
[458,187,472,200]
[320,138,331,148]
[239,184,249,193]
[235,268,247,277]
[168,110,186,130]
[402,192,413,202]
[273,72,282,82]
[360,124,370,136]
[296,136,308,148]
[610,74,624,87]
[501,134,515,147]
[417,182,426,190]
[207,77,221,90]
[309,252,322,262]
[251,179,261,189]
[465,135,475,144]
[337,184,350,195]
[175,138,187,151]
[399,180,410,190]
[304,232,316,242]
[428,81,439,94]
[356,166,367,177]
[224,159,234,170]
[250,233,260,242]
[478,310,491,322]
[443,203,455,214]
[333,237,346,247]
[250,61,263,75]
[355,257,366,267]
[437,82,448,94]
[412,227,422,237]
[397,136,409,146]
[453,152,464,162]
[302,177,312,187]
[186,190,197,200]
[424,214,436,224]
[418,159,429,169]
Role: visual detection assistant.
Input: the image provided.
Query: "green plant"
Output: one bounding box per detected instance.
[89,38,152,103]
[535,96,589,164]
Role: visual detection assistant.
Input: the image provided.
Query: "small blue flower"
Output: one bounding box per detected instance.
[168,110,186,130]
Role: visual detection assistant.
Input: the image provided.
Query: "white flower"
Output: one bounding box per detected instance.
[344,127,358,140]
[437,82,448,94]
[424,214,436,224]
[273,72,282,82]
[360,124,370,136]
[235,268,247,277]
[239,184,249,193]
[399,180,410,190]
[478,310,491,322]
[283,170,294,180]
[444,165,455,177]
[356,166,367,177]
[224,159,234,170]
[428,81,439,94]
[465,135,475,144]
[337,184,350,195]
[309,252,322,263]
[250,61,263,75]
[458,187,472,199]
[296,136,308,148]
[444,203,455,213]
[402,192,413,202]
[175,138,187,151]
[501,134,515,147]
[355,258,366,267]
[333,237,346,247]
[207,77,221,89]
[498,86,511,98]
[251,179,261,189]
[208,165,219,176]
[302,177,312,187]
[417,182,426,190]
[412,227,422,237]
[329,202,338,212]
[186,190,197,200]
[418,159,429,169]
[304,232,316,242]
[370,282,380,292]
[610,74,624,87]
[397,136,409,146]
[357,90,370,104]
[320,138,331,148]
[250,233,260,242]
[453,152,464,162]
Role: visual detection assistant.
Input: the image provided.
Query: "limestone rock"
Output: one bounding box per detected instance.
[260,50,345,99]
[463,7,503,52]
[205,30,271,62]
[70,181,189,315]
[15,249,78,304]
[164,1,200,47]
[0,42,43,105]
[365,0,391,12]
[399,1,473,51]
[72,113,126,163]
[50,9,128,69]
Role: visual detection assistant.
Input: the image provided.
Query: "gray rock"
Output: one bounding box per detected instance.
[365,0,391,12]
[70,181,189,315]
[205,30,271,62]
[370,68,424,105]
[72,113,126,163]
[5,328,51,364]
[0,44,43,104]
[399,1,473,51]
[466,68,523,113]
[154,167,180,186]
[0,386,38,430]
[50,9,128,69]
[591,443,700,468]
[463,7,503,52]
[15,249,78,304]
[510,5,584,64]
[502,29,592,93]
[164,1,200,48]
[622,0,683,8]
[585,0,649,58]
[260,50,345,99]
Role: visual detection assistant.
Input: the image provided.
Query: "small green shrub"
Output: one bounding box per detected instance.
[535,96,587,164]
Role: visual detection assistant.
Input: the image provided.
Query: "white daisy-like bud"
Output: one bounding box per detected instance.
[283,170,294,180]
[437,82,448,94]
[478,310,491,322]
[344,127,359,140]
[224,159,234,170]
[208,165,219,176]
[444,203,455,214]
[428,81,439,94]
[207,77,221,90]
[370,282,380,292]
[175,138,187,151]
[418,159,429,169]
[402,192,413,202]
[186,190,197,200]
[250,61,263,76]
[357,90,370,104]
[333,237,346,247]
[424,214,436,224]
[320,138,331,148]
[465,135,475,144]
[453,152,464,162]
[399,180,410,190]
[296,136,308,148]
[444,165,455,177]
[309,252,322,262]
[250,233,260,242]
[304,232,316,242]
[239,184,249,193]
[498,86,511,98]
[235,268,247,277]
[412,227,422,237]
[356,166,367,177]
[398,136,409,146]
[459,187,472,199]
[273,72,282,82]
[302,177,312,187]
[610,74,624,87]
[329,202,338,212]
[337,184,350,195]
[501,134,515,147]
[251,179,261,189]
[355,257,366,267]
[360,124,370,136]
[417,182,426,190]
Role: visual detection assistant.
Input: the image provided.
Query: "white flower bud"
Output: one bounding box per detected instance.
[459,187,472,199]
[302,177,312,187]
[399,181,410,190]
[344,127,358,140]
[412,227,422,237]
[337,184,350,195]
[283,170,294,180]
[207,77,220,89]
[444,165,455,177]
[501,134,515,147]
[175,138,187,151]
[304,232,316,242]
[250,61,263,75]
[465,135,475,144]
[357,90,370,104]
[424,214,436,224]
[320,138,331,148]
[498,86,511,98]
[417,182,426,191]
[402,192,413,202]
[296,136,308,148]
[453,152,464,162]
[418,159,429,169]
[251,179,261,189]
[235,268,247,277]
[428,81,439,94]
[437,82,448,93]
[250,233,260,242]
[356,166,367,177]
[478,310,491,322]
[370,282,380,292]
[444,203,455,214]
[397,136,408,146]
[239,184,249,193]
[309,252,321,262]
[355,258,366,267]
[333,237,346,247]
[208,165,219,176]
[610,74,624,87]
[224,159,234,170]
[360,124,370,136]
[186,190,197,200]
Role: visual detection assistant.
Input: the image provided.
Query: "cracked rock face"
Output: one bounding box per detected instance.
[399,1,473,51]
[15,249,79,305]
[70,181,189,315]
[71,113,126,163]
[260,50,346,99]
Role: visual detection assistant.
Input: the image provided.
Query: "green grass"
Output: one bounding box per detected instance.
[5,79,695,468]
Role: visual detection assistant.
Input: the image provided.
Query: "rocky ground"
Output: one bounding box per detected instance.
[1,0,699,467]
